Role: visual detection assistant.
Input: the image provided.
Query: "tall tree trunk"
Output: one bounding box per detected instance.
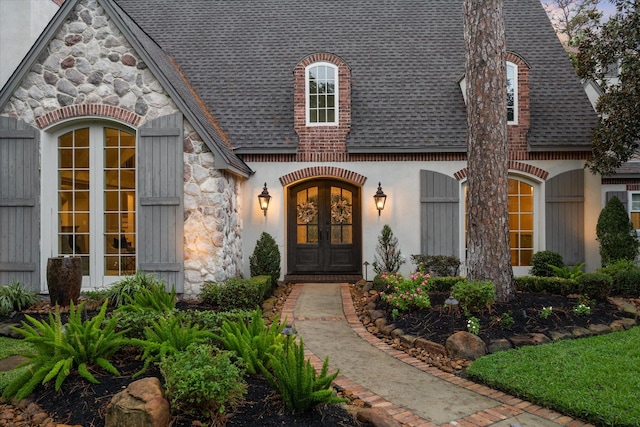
[463,0,515,302]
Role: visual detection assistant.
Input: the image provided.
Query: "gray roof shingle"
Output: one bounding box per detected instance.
[114,0,598,152]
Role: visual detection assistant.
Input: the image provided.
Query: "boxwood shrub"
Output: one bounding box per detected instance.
[514,276,577,296]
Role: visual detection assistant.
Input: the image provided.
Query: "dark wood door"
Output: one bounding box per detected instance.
[287,180,361,274]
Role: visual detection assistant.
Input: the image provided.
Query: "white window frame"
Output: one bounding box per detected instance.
[629,192,640,232]
[41,120,137,291]
[305,62,339,126]
[507,61,518,125]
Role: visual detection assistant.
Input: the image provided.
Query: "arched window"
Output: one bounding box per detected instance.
[507,61,518,124]
[44,123,137,287]
[306,62,338,126]
[464,177,535,268]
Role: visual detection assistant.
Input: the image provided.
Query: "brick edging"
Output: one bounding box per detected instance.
[282,283,594,427]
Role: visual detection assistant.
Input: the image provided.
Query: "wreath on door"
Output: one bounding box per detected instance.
[331,195,352,224]
[297,200,318,224]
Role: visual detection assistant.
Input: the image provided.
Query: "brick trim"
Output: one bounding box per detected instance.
[36,105,143,129]
[279,166,367,186]
[628,184,640,191]
[602,178,640,185]
[454,161,549,181]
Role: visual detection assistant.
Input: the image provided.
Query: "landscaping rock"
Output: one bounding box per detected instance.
[369,310,386,321]
[487,338,512,353]
[445,331,486,360]
[105,377,170,427]
[588,324,612,335]
[548,329,573,341]
[609,298,638,319]
[400,334,417,347]
[379,323,396,335]
[414,337,447,357]
[0,355,29,372]
[374,317,387,329]
[565,326,593,338]
[509,333,551,347]
[0,323,22,339]
[610,318,636,331]
[390,328,404,339]
[356,407,401,427]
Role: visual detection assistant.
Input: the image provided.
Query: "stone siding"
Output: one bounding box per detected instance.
[1,0,242,296]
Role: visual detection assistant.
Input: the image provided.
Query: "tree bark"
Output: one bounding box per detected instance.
[463,0,515,302]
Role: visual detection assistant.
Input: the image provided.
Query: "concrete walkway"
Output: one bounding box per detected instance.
[281,283,594,427]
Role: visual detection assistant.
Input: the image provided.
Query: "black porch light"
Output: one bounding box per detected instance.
[258,183,271,216]
[373,182,387,216]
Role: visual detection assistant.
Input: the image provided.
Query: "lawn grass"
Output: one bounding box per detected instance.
[466,327,640,426]
[0,337,34,393]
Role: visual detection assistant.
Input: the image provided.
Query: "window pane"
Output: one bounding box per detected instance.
[319,110,326,122]
[631,212,640,229]
[75,128,89,147]
[74,148,89,168]
[508,179,518,194]
[105,148,119,168]
[59,149,73,169]
[105,191,119,211]
[310,110,317,123]
[521,214,534,230]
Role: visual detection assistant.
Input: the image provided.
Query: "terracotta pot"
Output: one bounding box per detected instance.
[46,257,82,306]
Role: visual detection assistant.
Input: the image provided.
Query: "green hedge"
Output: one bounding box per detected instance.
[201,276,271,311]
[514,276,577,295]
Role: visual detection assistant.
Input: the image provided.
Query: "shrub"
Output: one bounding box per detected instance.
[118,284,176,313]
[529,251,564,277]
[214,309,285,375]
[110,309,169,339]
[249,232,281,285]
[451,280,497,314]
[262,338,346,413]
[577,273,613,301]
[596,196,640,266]
[249,275,273,300]
[160,343,246,422]
[430,276,464,293]
[379,271,431,312]
[131,315,215,377]
[4,300,128,400]
[597,259,640,296]
[0,281,39,316]
[514,276,577,295]
[411,254,461,277]
[372,225,404,274]
[201,277,263,311]
[371,274,388,292]
[107,271,166,307]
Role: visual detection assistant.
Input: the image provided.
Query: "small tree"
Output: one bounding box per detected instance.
[372,225,404,274]
[596,196,639,266]
[249,232,281,285]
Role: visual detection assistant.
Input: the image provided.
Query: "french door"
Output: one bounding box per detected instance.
[287,180,361,274]
[46,124,136,288]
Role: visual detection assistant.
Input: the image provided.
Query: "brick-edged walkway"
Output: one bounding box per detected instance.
[281,283,595,427]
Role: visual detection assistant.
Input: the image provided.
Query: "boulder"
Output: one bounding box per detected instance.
[509,333,551,347]
[588,324,612,335]
[356,407,401,427]
[105,377,170,427]
[608,297,638,319]
[445,331,487,360]
[487,338,512,353]
[610,318,636,331]
[414,338,447,357]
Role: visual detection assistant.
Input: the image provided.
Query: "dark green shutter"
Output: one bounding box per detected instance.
[546,170,584,265]
[137,113,184,292]
[420,170,459,256]
[0,117,40,290]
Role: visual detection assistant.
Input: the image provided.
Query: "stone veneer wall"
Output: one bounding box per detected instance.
[1,0,242,297]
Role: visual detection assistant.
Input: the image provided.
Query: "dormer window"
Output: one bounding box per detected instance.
[306,62,338,126]
[507,61,518,124]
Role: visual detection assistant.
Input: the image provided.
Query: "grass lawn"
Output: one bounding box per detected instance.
[466,327,640,426]
[0,337,34,393]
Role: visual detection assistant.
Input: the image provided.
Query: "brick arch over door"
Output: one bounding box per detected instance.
[36,105,143,129]
[279,167,367,186]
[453,161,549,181]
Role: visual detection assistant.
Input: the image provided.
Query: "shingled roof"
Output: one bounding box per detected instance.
[112,0,597,154]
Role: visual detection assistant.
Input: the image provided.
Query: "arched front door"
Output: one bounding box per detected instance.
[287,180,361,274]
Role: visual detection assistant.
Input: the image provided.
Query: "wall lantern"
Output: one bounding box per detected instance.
[258,183,271,216]
[373,182,387,216]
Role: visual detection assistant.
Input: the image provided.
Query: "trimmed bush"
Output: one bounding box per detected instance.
[429,277,464,293]
[597,259,640,297]
[529,251,564,277]
[371,274,387,292]
[514,276,577,295]
[596,196,639,266]
[249,232,281,285]
[249,275,273,299]
[577,273,613,301]
[411,255,460,277]
[201,278,263,311]
[451,279,497,314]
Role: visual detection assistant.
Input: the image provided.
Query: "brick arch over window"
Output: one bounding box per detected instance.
[279,166,366,186]
[36,105,143,129]
[453,161,548,181]
[293,53,352,162]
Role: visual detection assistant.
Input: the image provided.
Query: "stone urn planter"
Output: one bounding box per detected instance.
[46,256,82,306]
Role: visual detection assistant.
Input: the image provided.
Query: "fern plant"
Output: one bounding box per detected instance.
[214,309,285,375]
[107,270,166,307]
[262,338,346,413]
[117,284,176,313]
[548,262,585,280]
[131,314,215,377]
[3,300,128,400]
